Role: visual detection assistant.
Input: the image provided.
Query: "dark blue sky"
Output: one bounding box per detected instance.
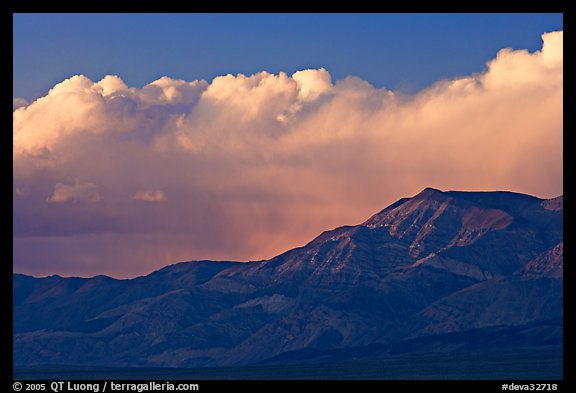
[13,13,562,100]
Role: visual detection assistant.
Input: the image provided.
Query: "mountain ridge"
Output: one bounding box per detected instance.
[13,188,563,369]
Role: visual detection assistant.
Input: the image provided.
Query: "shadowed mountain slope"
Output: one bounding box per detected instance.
[14,188,563,368]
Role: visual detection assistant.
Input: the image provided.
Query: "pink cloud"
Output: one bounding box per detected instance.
[13,31,563,278]
[132,190,167,202]
[46,181,101,204]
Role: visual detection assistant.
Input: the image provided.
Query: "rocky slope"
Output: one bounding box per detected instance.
[13,188,563,367]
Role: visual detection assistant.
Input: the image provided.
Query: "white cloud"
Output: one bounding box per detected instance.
[95,75,128,96]
[482,31,562,90]
[292,68,333,101]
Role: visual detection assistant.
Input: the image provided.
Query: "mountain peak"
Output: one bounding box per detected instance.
[414,187,444,199]
[361,187,558,259]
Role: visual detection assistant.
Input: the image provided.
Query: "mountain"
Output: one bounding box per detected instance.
[13,188,563,369]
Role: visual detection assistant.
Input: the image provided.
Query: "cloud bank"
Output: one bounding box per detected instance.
[13,31,563,278]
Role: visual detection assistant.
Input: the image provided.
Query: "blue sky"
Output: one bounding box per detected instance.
[13,13,562,100]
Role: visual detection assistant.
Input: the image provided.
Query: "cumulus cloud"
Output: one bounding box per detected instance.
[46,181,101,203]
[95,75,128,96]
[292,68,333,101]
[13,31,563,278]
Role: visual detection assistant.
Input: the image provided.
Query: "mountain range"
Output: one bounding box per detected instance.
[13,188,563,370]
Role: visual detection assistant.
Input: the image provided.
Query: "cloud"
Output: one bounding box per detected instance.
[46,181,101,203]
[96,75,128,96]
[292,68,333,101]
[13,98,28,111]
[13,31,563,278]
[132,190,167,202]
